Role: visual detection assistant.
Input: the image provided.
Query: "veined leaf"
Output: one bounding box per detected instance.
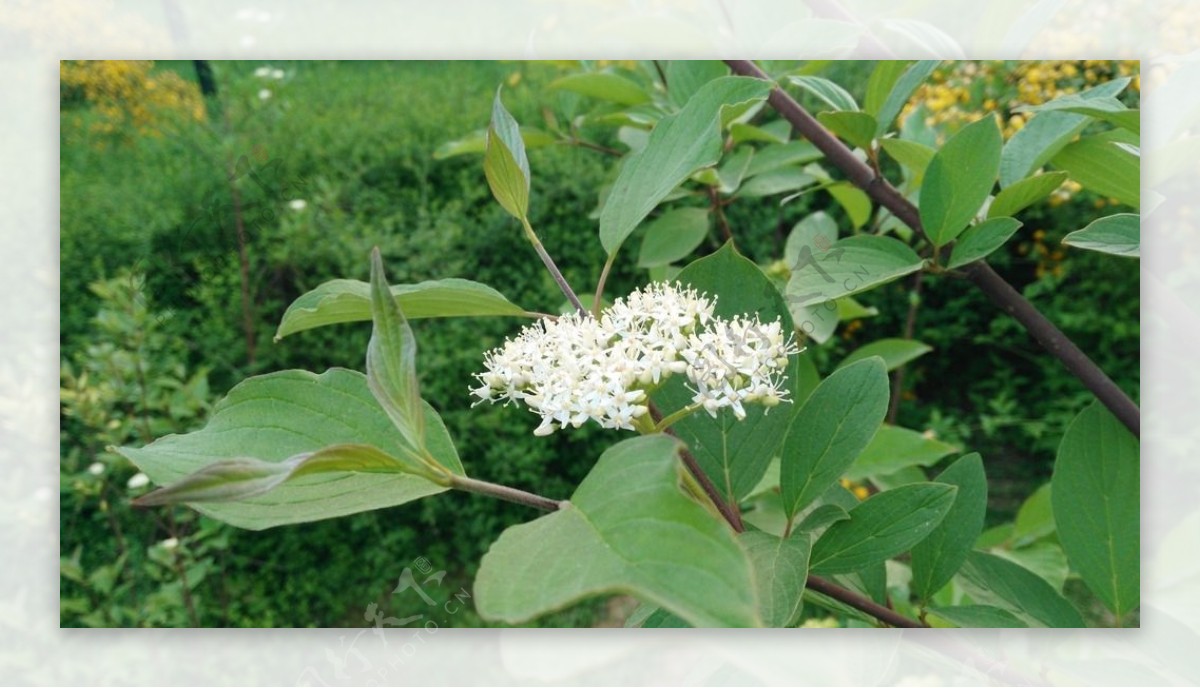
[367,249,424,451]
[958,550,1085,627]
[1051,136,1140,208]
[785,235,924,308]
[987,171,1068,219]
[843,425,957,482]
[947,217,1023,269]
[550,70,651,106]
[274,278,530,341]
[433,126,555,160]
[484,90,530,220]
[920,116,1002,247]
[873,60,940,137]
[1063,213,1140,258]
[474,434,761,627]
[600,77,771,255]
[117,369,464,530]
[637,207,711,268]
[927,605,1027,628]
[909,453,987,601]
[788,74,859,112]
[740,530,812,627]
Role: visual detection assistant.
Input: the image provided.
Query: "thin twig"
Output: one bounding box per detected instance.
[707,187,734,244]
[805,574,924,628]
[521,217,588,315]
[649,403,746,532]
[723,59,1140,438]
[887,271,924,424]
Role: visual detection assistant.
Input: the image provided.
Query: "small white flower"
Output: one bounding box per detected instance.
[87,462,104,476]
[472,282,800,436]
[126,472,150,490]
[271,68,285,80]
[258,88,272,101]
[254,66,271,78]
[288,199,307,211]
[160,537,180,550]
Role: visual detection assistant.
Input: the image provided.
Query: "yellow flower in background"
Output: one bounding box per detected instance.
[60,60,205,141]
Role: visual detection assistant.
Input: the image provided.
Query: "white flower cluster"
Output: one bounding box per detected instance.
[471,282,800,436]
[254,66,286,80]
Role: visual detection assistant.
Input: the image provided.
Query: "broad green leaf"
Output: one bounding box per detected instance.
[796,504,850,537]
[637,208,711,268]
[432,126,555,160]
[274,278,530,341]
[367,249,424,451]
[993,541,1069,593]
[864,61,911,117]
[879,138,935,187]
[133,443,441,507]
[739,169,816,198]
[836,297,879,321]
[837,338,932,372]
[788,75,859,112]
[999,78,1132,188]
[1017,94,1139,134]
[1052,401,1140,617]
[1011,482,1055,546]
[785,235,924,308]
[744,141,823,178]
[740,530,812,627]
[651,244,799,504]
[730,121,790,144]
[474,434,761,627]
[1063,213,1140,258]
[549,71,650,106]
[717,145,755,194]
[987,171,1068,219]
[1051,136,1140,208]
[844,425,958,482]
[927,605,1027,628]
[780,357,890,519]
[958,550,1085,627]
[873,60,940,137]
[817,111,877,151]
[483,91,530,220]
[118,369,463,530]
[784,211,838,270]
[920,116,1002,247]
[599,76,771,255]
[809,483,956,574]
[665,61,730,109]
[947,217,1023,269]
[827,183,872,230]
[910,454,987,601]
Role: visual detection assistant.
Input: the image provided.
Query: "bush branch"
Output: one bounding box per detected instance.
[724,59,1140,438]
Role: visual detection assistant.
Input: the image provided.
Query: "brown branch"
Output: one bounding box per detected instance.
[805,574,924,628]
[724,59,1140,438]
[887,271,924,424]
[649,403,745,531]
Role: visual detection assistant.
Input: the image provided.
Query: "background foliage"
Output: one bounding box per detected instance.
[59,59,1138,627]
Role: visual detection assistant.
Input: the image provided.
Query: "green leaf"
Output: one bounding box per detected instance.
[958,550,1085,627]
[998,78,1132,188]
[274,278,530,341]
[920,116,1002,247]
[879,138,935,186]
[367,249,424,451]
[1017,94,1139,134]
[873,60,940,137]
[641,608,691,628]
[927,605,1027,628]
[740,530,812,627]
[784,211,838,269]
[665,61,730,109]
[1051,136,1140,208]
[788,75,859,112]
[946,217,1023,269]
[738,169,817,198]
[730,121,790,144]
[549,70,651,106]
[817,111,877,151]
[651,244,799,504]
[745,141,823,178]
[717,145,755,194]
[796,503,850,537]
[844,425,958,482]
[994,541,1069,593]
[1051,401,1140,617]
[599,76,771,255]
[784,235,924,308]
[865,61,911,117]
[809,483,956,574]
[132,443,439,507]
[838,338,932,372]
[117,369,463,530]
[483,90,530,220]
[1062,213,1140,258]
[909,453,987,601]
[474,434,760,627]
[780,357,890,520]
[827,182,873,230]
[433,126,555,160]
[637,208,711,268]
[987,171,1068,219]
[1011,482,1055,546]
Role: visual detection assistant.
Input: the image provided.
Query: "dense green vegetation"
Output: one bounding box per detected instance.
[60,60,1137,627]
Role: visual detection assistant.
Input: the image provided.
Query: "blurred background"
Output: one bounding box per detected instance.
[58,60,1139,627]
